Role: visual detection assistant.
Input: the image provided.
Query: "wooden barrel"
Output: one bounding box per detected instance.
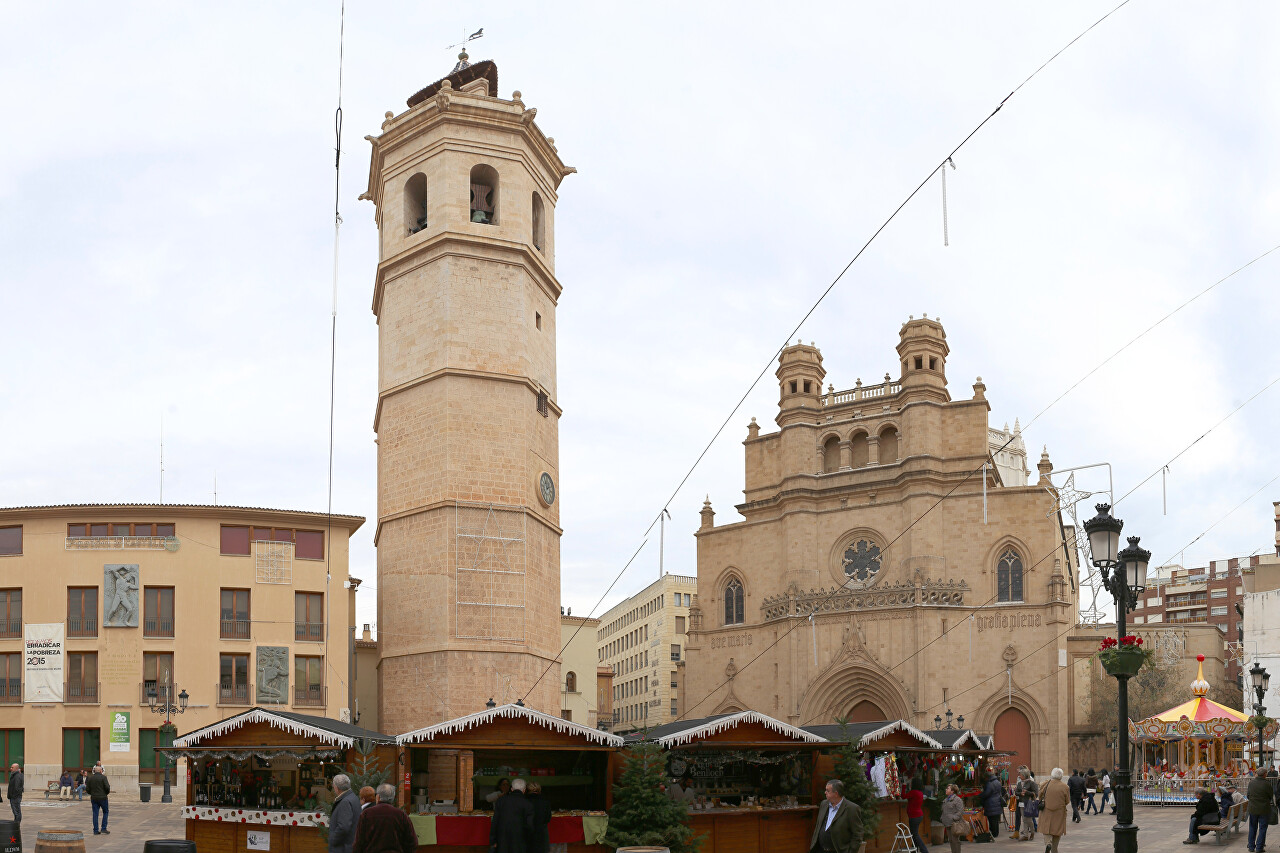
[616,848,671,853]
[34,830,85,853]
[0,820,20,853]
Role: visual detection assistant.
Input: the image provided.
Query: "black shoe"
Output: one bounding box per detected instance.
[93,832,100,835]
[101,830,110,834]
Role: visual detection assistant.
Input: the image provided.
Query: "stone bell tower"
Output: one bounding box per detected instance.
[363,52,575,732]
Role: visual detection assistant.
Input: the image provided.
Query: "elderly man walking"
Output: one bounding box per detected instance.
[809,779,862,853]
[328,774,361,853]
[491,778,535,853]
[353,784,417,853]
[1039,768,1071,853]
[6,763,22,823]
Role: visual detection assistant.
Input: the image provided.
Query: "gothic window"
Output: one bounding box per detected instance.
[565,671,576,693]
[469,164,499,224]
[842,539,882,586]
[998,548,1024,602]
[404,173,428,234]
[724,578,744,625]
[532,192,545,252]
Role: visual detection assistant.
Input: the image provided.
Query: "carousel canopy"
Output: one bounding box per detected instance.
[1148,655,1246,723]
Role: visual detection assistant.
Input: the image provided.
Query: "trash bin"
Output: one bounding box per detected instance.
[0,819,20,853]
[139,782,153,802]
[143,841,196,853]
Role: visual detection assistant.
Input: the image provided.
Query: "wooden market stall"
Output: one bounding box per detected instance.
[396,703,623,852]
[627,710,829,853]
[170,708,396,853]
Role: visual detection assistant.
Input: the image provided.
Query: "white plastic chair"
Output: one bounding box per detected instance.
[889,822,919,853]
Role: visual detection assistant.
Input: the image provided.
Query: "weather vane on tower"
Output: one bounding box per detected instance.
[446,27,484,72]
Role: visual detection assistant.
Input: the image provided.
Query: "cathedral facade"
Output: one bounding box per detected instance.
[685,317,1076,773]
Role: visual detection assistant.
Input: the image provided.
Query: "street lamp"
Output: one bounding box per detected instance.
[148,676,189,803]
[1083,504,1148,853]
[1251,662,1270,773]
[935,714,943,730]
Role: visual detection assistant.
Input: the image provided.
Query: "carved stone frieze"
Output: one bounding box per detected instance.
[760,578,969,620]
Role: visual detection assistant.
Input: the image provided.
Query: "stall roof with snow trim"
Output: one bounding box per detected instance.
[397,703,624,748]
[801,720,951,751]
[626,711,829,749]
[174,707,393,749]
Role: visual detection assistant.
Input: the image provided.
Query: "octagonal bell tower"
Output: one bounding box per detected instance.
[363,54,575,733]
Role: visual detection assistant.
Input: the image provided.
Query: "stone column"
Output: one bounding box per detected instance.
[867,435,881,466]
[839,440,853,470]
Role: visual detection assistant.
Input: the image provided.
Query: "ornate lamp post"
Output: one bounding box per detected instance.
[1250,662,1270,773]
[1084,503,1148,853]
[148,676,190,803]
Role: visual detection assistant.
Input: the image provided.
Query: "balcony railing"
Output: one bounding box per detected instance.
[220,619,251,640]
[67,617,98,638]
[0,619,19,639]
[143,617,175,638]
[293,686,326,708]
[0,680,20,704]
[295,622,324,642]
[216,682,251,706]
[65,682,100,704]
[141,682,177,706]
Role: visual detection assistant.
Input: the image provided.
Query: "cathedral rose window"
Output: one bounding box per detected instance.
[842,539,882,585]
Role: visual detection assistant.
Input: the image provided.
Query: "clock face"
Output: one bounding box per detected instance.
[539,472,556,506]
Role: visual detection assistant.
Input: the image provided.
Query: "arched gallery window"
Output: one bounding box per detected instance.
[565,671,577,693]
[724,578,745,625]
[997,548,1024,602]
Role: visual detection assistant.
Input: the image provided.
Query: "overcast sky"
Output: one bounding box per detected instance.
[3,2,1278,642]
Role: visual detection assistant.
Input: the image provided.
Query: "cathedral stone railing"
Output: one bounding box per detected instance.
[821,376,902,407]
[759,578,969,620]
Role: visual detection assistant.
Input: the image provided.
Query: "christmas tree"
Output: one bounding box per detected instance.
[602,741,702,853]
[832,719,881,840]
[318,740,391,844]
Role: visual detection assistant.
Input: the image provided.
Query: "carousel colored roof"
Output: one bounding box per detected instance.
[1149,654,1247,723]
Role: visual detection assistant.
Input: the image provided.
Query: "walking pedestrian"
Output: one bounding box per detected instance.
[1244,771,1278,851]
[1018,769,1040,841]
[939,783,966,853]
[359,786,376,811]
[1039,768,1071,853]
[906,777,930,853]
[808,779,863,853]
[490,778,535,853]
[86,764,110,835]
[980,772,1004,839]
[1083,769,1098,815]
[526,782,552,853]
[1100,770,1112,814]
[352,784,417,853]
[5,763,22,823]
[328,775,360,853]
[1066,770,1084,823]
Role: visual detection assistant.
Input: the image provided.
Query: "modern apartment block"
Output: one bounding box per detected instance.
[0,503,363,792]
[596,574,696,733]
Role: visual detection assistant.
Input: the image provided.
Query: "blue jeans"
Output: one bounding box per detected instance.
[909,816,929,853]
[1249,813,1268,849]
[75,784,86,801]
[8,797,19,823]
[92,799,109,833]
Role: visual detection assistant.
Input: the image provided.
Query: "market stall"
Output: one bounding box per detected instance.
[170,708,396,853]
[396,703,623,852]
[627,710,829,853]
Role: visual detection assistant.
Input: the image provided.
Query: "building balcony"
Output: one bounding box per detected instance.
[0,619,19,640]
[143,617,175,638]
[1167,599,1208,611]
[1167,614,1207,625]
[216,683,251,707]
[67,617,98,638]
[293,686,326,708]
[65,535,172,551]
[220,620,251,640]
[141,682,179,706]
[0,680,20,704]
[295,622,324,642]
[65,682,100,704]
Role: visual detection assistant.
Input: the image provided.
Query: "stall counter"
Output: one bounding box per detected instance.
[405,812,609,851]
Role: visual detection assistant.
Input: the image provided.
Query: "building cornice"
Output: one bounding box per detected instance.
[0,503,364,531]
[373,366,562,434]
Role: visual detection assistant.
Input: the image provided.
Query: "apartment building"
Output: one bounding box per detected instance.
[596,574,696,733]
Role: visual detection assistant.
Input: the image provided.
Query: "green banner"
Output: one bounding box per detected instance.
[109,711,131,753]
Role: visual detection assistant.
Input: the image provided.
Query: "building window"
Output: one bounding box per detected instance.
[219,654,250,705]
[1211,606,1229,617]
[469,164,499,224]
[295,531,324,560]
[67,522,174,538]
[143,587,174,637]
[1211,589,1227,599]
[220,525,251,555]
[532,192,545,251]
[671,700,678,716]
[220,589,250,639]
[221,526,323,559]
[405,172,428,234]
[997,549,1024,602]
[142,652,175,704]
[67,588,98,638]
[670,644,681,662]
[724,578,745,625]
[0,526,20,556]
[66,653,98,704]
[670,671,678,688]
[295,593,324,641]
[294,656,324,707]
[0,589,19,639]
[683,593,692,607]
[675,616,686,634]
[561,709,572,721]
[565,671,577,693]
[0,653,20,704]
[62,728,100,772]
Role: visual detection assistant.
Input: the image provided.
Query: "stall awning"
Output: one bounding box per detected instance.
[174,707,393,749]
[629,711,828,748]
[397,703,624,747]
[802,720,946,750]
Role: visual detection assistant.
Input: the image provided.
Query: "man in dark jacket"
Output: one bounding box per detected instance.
[328,774,361,853]
[490,778,535,853]
[1245,771,1276,852]
[980,773,1004,838]
[1184,787,1222,845]
[352,784,417,853]
[86,764,110,834]
[1067,770,1086,823]
[808,779,862,853]
[6,763,22,823]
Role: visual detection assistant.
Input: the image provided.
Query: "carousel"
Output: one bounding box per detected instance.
[1131,655,1270,801]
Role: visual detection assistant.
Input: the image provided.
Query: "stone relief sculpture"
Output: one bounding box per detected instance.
[256,646,289,703]
[103,564,140,627]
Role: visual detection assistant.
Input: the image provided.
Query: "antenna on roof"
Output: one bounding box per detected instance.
[159,414,165,504]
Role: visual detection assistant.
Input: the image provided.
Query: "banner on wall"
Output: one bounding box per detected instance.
[24,623,64,702]
[109,711,131,752]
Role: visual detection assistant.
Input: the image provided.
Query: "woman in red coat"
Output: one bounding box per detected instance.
[906,777,930,853]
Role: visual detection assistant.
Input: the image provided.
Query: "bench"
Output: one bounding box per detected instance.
[1195,802,1246,845]
[43,781,62,799]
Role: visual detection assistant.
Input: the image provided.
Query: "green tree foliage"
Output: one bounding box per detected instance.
[833,720,881,840]
[318,744,392,844]
[603,742,702,853]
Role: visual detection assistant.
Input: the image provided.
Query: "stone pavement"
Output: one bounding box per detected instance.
[7,796,184,853]
[993,804,1255,853]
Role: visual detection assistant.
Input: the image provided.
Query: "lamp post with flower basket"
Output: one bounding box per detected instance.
[1249,662,1271,773]
[1083,504,1150,853]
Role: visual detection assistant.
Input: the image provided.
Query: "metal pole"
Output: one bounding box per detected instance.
[161,681,173,804]
[1113,579,1138,853]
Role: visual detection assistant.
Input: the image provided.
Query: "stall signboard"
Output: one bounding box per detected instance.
[109,712,131,752]
[247,830,271,850]
[24,623,64,702]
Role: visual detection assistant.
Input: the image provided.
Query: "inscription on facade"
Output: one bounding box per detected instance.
[709,635,754,649]
[975,612,1042,632]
